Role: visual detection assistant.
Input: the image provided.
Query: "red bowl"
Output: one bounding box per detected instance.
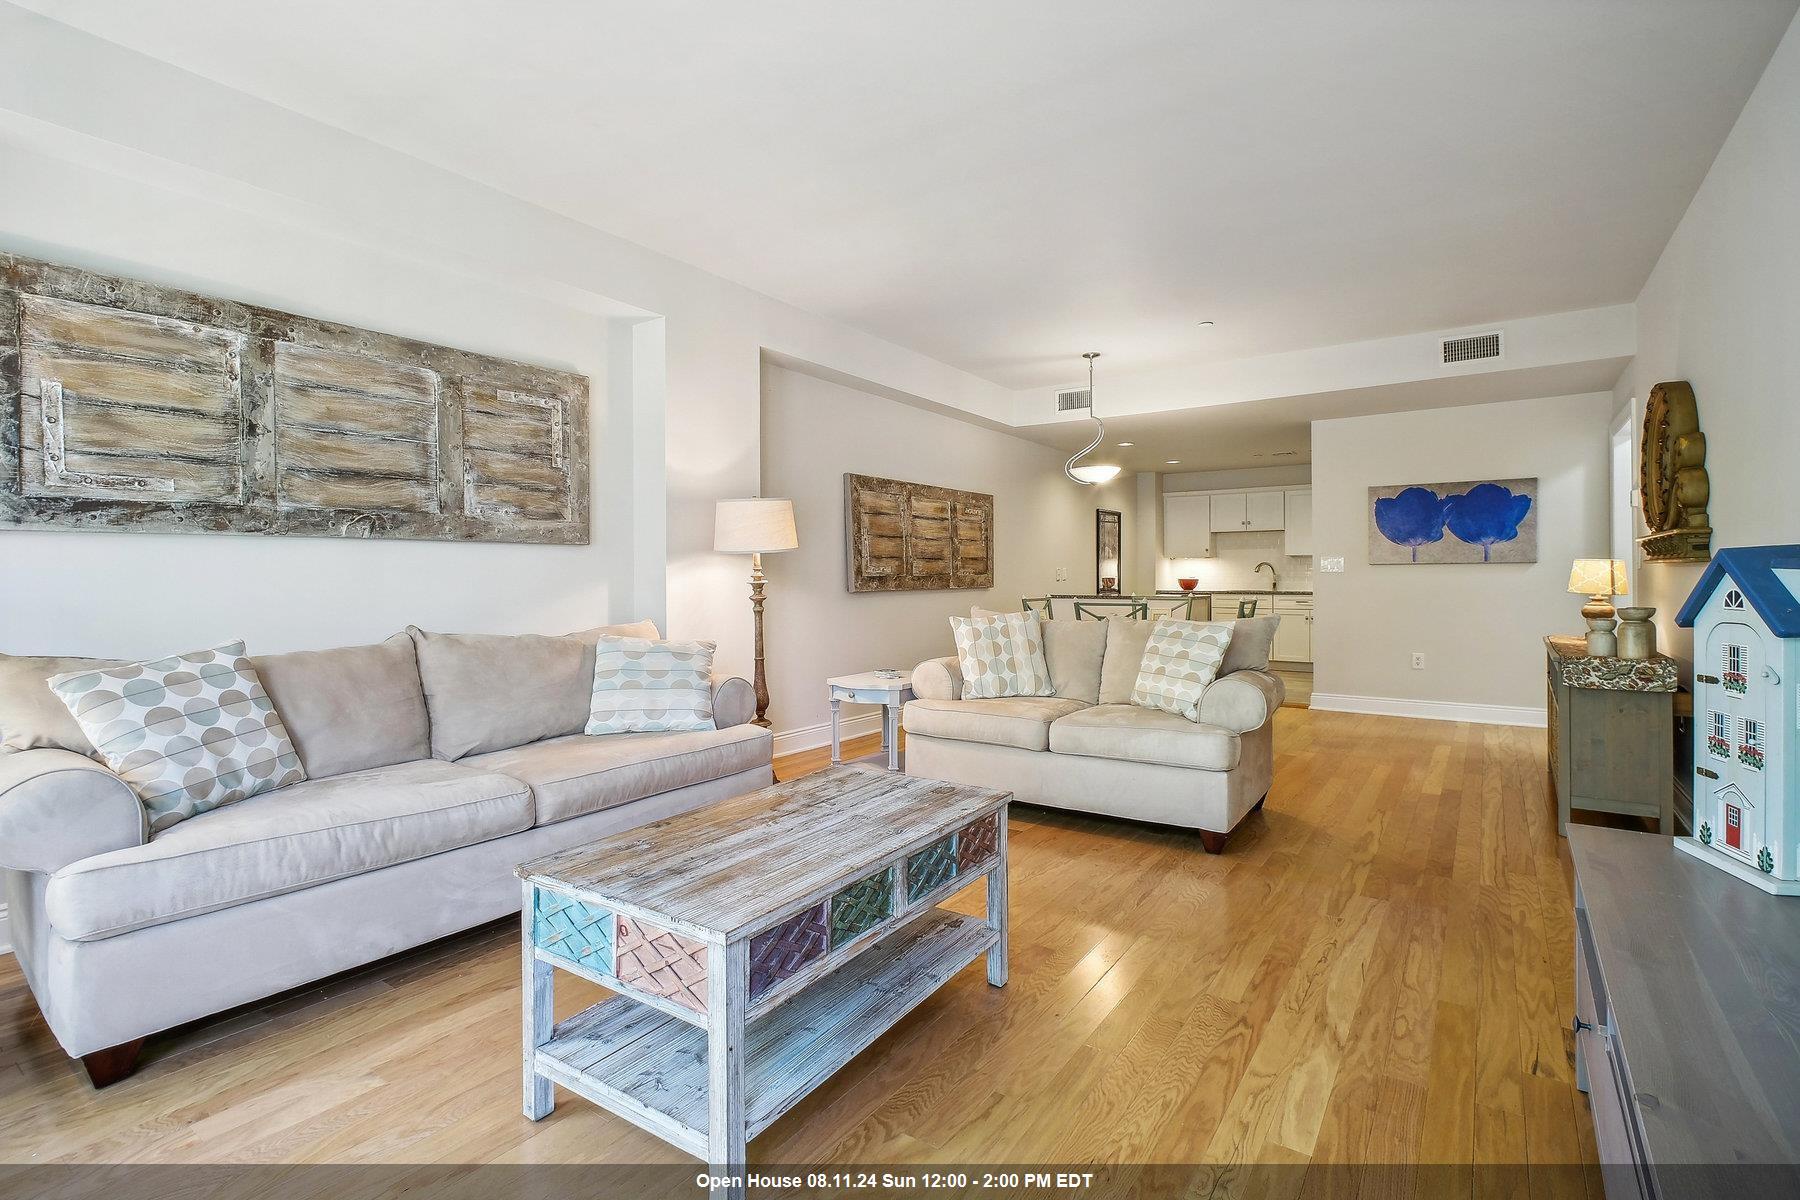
[1177,578,1199,591]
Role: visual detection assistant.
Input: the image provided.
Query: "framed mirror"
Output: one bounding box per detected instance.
[1095,509,1123,594]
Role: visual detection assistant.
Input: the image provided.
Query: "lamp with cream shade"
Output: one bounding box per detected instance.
[715,498,799,728]
[1569,558,1630,656]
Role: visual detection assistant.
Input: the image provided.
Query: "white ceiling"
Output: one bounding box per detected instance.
[17,0,1797,392]
[1013,357,1633,473]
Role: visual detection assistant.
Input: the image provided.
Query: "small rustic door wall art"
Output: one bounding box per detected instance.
[1,253,589,544]
[844,473,994,592]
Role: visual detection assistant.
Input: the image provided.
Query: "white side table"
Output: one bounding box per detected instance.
[827,670,916,771]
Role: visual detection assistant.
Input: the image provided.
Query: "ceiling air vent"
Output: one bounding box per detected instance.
[1056,387,1092,412]
[1441,331,1503,365]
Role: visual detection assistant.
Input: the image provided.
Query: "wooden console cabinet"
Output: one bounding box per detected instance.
[1546,636,1676,835]
[1571,826,1800,1197]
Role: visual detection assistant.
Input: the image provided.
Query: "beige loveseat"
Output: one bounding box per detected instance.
[0,621,772,1086]
[905,616,1283,852]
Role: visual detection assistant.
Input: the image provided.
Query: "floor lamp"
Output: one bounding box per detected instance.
[714,498,798,729]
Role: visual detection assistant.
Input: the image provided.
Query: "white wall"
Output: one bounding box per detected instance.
[761,364,1138,748]
[1615,7,1800,678]
[1311,392,1615,722]
[0,8,1015,672]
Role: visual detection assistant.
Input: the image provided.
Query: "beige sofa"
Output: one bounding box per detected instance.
[905,616,1283,851]
[0,622,772,1086]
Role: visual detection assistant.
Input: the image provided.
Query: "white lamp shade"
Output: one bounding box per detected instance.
[1069,463,1122,485]
[1568,558,1629,596]
[714,498,798,553]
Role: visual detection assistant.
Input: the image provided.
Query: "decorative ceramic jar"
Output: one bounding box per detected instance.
[1616,607,1657,661]
[1585,617,1618,657]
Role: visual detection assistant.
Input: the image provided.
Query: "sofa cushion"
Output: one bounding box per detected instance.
[1131,619,1235,722]
[1097,617,1157,705]
[255,634,430,779]
[950,613,1056,699]
[1049,704,1241,772]
[0,653,121,755]
[461,724,772,827]
[586,636,717,734]
[1043,619,1108,705]
[903,697,1090,752]
[1221,616,1279,674]
[49,642,308,834]
[409,619,660,760]
[44,758,532,941]
[966,612,1107,704]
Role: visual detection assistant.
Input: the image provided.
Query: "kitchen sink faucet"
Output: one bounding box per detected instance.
[1255,561,1278,590]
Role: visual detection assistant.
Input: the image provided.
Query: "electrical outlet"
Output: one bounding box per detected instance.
[1321,556,1345,573]
[1411,652,1426,670]
[1054,567,1068,582]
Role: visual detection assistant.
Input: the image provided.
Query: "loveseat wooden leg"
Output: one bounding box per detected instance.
[80,1038,144,1088]
[1252,791,1268,813]
[1198,829,1230,855]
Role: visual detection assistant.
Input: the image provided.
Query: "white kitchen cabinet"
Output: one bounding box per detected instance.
[1244,491,1286,531]
[1284,489,1314,556]
[1271,595,1314,663]
[1163,494,1213,558]
[1208,492,1247,532]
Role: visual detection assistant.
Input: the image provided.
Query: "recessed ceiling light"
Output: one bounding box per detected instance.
[1165,460,1182,465]
[1197,320,1215,327]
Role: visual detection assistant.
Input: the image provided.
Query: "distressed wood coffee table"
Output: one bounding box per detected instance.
[516,766,1010,1192]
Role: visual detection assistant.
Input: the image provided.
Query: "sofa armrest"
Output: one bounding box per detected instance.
[0,749,147,874]
[1199,669,1285,734]
[712,675,757,729]
[911,657,964,702]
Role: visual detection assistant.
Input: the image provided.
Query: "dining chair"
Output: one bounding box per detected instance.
[1237,598,1259,618]
[1021,596,1055,619]
[1073,597,1148,620]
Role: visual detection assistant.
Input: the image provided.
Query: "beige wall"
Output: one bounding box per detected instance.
[760,363,1137,746]
[1615,7,1800,678]
[1311,392,1615,720]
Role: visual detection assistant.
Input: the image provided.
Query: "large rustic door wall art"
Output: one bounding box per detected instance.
[1,253,589,544]
[844,474,993,592]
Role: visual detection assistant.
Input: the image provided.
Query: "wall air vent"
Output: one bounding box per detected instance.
[1441,331,1503,365]
[1055,387,1092,412]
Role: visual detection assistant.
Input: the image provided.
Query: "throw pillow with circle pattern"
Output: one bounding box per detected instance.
[49,642,307,833]
[1130,619,1235,721]
[585,635,717,734]
[949,612,1056,699]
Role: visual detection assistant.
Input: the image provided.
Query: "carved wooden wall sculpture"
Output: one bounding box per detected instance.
[1,253,589,544]
[844,473,993,592]
[1638,380,1711,563]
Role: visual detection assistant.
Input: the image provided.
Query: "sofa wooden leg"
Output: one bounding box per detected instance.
[80,1038,144,1088]
[1198,829,1230,855]
[1252,792,1268,813]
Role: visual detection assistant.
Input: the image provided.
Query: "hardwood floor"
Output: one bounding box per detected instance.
[0,709,1603,1191]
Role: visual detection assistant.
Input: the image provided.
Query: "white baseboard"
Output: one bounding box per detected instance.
[0,903,10,956]
[1309,692,1547,728]
[773,712,887,758]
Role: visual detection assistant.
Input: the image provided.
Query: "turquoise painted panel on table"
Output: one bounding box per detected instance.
[830,867,895,948]
[906,835,958,902]
[533,887,614,975]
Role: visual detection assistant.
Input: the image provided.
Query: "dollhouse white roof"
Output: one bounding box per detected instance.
[1677,546,1800,637]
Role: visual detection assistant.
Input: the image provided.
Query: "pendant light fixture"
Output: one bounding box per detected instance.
[1065,351,1122,486]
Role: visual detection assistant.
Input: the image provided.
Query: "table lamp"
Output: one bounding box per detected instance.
[715,498,799,728]
[1569,558,1629,656]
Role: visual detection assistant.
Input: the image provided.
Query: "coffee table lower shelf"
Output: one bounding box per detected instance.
[534,907,996,1156]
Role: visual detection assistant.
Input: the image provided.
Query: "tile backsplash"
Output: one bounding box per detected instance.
[1159,528,1314,592]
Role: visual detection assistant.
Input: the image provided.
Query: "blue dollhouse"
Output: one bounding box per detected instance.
[1675,546,1800,894]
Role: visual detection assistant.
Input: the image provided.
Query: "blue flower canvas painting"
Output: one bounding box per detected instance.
[1368,477,1537,564]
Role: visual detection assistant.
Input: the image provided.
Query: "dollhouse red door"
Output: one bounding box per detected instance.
[1703,621,1766,863]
